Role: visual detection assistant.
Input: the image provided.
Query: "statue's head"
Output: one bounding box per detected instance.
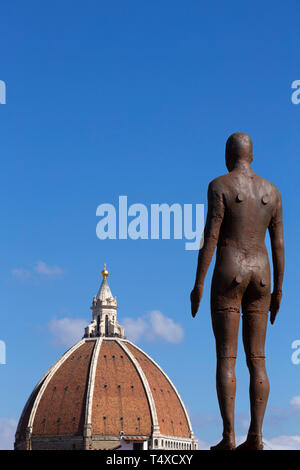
[225,132,253,171]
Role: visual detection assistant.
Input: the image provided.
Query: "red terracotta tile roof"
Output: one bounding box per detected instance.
[16,338,192,445]
[33,341,95,436]
[126,342,190,438]
[92,340,152,436]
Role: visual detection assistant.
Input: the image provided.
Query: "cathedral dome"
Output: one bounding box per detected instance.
[15,267,197,451]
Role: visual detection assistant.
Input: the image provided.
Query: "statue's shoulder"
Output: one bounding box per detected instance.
[255,174,282,198]
[208,174,228,191]
[253,174,282,214]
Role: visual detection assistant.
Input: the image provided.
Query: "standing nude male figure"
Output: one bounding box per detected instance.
[190,133,284,450]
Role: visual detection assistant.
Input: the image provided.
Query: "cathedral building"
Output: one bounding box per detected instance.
[15,266,197,450]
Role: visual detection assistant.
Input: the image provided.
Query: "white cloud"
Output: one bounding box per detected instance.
[149,310,184,343]
[235,434,300,450]
[34,261,64,278]
[48,317,87,348]
[263,435,300,450]
[123,310,184,344]
[12,261,64,281]
[121,317,148,343]
[11,268,31,281]
[197,439,210,450]
[0,418,17,450]
[290,396,300,409]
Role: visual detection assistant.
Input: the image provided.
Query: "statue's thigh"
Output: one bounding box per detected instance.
[241,278,270,358]
[211,311,241,359]
[242,313,268,358]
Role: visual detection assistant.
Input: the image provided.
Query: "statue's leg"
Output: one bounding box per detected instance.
[236,312,269,450]
[237,282,270,451]
[210,308,240,450]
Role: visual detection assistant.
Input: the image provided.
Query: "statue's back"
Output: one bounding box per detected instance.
[214,169,280,254]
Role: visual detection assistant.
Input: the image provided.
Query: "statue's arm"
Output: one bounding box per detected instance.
[191,180,225,317]
[268,188,285,324]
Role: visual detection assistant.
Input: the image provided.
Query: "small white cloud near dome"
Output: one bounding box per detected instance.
[123,310,184,344]
[48,317,87,348]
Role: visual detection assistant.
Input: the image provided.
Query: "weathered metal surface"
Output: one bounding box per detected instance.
[191,133,284,450]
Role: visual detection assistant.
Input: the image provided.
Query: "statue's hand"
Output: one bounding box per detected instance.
[270,290,282,325]
[190,285,203,318]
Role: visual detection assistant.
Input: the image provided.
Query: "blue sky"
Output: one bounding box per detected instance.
[1,0,300,450]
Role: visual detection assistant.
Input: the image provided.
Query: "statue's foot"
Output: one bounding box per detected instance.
[210,436,236,451]
[236,434,263,451]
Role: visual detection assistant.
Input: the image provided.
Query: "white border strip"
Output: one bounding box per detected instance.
[116,339,159,431]
[122,339,194,438]
[84,337,103,426]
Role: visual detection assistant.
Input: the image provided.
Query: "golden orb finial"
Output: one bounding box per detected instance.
[101,263,109,280]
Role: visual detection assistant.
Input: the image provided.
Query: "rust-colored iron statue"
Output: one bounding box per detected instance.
[190,133,284,450]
